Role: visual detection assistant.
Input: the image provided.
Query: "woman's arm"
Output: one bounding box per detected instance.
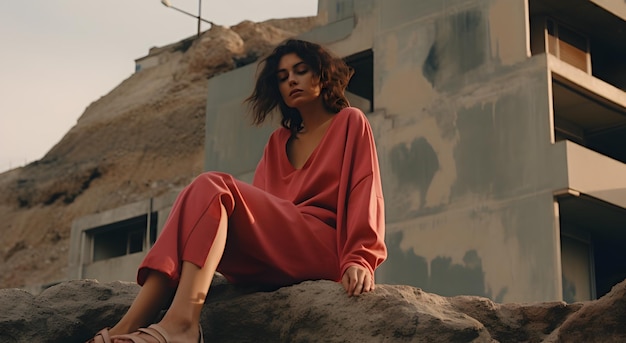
[337,109,387,296]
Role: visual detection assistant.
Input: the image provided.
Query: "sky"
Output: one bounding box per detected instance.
[0,0,318,173]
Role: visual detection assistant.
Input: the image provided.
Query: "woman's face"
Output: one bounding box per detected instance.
[276,53,322,109]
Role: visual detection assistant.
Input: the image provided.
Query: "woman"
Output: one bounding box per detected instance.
[89,39,386,343]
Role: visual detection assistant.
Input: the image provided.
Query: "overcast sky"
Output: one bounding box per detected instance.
[0,0,318,173]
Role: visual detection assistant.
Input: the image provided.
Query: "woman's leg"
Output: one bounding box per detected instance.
[107,271,174,336]
[153,202,227,341]
[112,203,228,342]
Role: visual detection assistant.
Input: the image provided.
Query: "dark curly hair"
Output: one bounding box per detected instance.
[246,39,354,136]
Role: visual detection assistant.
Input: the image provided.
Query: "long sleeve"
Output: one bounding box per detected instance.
[252,145,268,190]
[337,109,387,279]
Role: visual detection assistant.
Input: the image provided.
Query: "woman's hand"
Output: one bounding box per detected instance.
[341,265,375,296]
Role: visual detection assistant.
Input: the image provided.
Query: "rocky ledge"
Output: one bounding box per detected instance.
[1,276,625,342]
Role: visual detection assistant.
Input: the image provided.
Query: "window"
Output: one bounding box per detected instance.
[345,49,374,113]
[89,213,157,262]
[529,0,626,91]
[546,19,591,73]
[558,194,626,302]
[560,233,593,302]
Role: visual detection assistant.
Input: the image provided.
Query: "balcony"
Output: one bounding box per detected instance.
[529,0,626,92]
[554,140,626,301]
[549,59,626,163]
[528,0,626,163]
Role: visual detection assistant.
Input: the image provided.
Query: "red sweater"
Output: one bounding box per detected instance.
[252,107,387,278]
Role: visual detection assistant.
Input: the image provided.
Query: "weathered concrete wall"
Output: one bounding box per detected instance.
[82,253,146,283]
[318,0,566,302]
[370,0,565,302]
[204,64,277,183]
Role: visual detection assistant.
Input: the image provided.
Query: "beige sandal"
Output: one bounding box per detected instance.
[111,323,204,343]
[86,328,113,343]
[112,324,168,343]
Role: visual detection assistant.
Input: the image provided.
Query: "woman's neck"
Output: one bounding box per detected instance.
[297,99,335,133]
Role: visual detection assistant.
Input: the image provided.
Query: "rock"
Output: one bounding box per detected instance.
[174,25,246,82]
[0,280,138,342]
[1,277,625,342]
[543,279,626,343]
[231,20,309,65]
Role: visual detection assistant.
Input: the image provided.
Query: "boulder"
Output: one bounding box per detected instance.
[1,277,626,342]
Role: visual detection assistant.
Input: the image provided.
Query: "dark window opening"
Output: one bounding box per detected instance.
[90,213,157,262]
[591,40,626,92]
[149,211,158,246]
[552,78,626,163]
[344,49,373,113]
[128,230,144,254]
[558,194,626,302]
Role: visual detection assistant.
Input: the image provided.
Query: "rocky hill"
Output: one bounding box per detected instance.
[0,17,320,289]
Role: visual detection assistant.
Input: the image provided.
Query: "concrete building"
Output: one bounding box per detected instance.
[68,190,180,283]
[70,0,626,303]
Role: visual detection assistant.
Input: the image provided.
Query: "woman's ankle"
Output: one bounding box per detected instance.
[109,319,141,336]
[158,314,198,334]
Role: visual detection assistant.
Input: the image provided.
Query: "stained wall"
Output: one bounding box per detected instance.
[367,0,563,302]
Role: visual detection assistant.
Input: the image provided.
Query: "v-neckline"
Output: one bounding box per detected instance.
[284,113,339,171]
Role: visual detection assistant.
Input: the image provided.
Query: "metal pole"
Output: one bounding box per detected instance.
[197,0,202,37]
[161,0,214,35]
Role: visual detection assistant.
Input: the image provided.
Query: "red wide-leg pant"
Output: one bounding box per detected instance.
[137,172,340,288]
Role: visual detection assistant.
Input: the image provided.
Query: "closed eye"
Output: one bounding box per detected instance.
[276,62,309,82]
[277,71,288,83]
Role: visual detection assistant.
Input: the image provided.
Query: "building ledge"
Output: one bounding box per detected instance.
[556,140,626,209]
[82,252,147,283]
[548,54,626,110]
[590,0,626,22]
